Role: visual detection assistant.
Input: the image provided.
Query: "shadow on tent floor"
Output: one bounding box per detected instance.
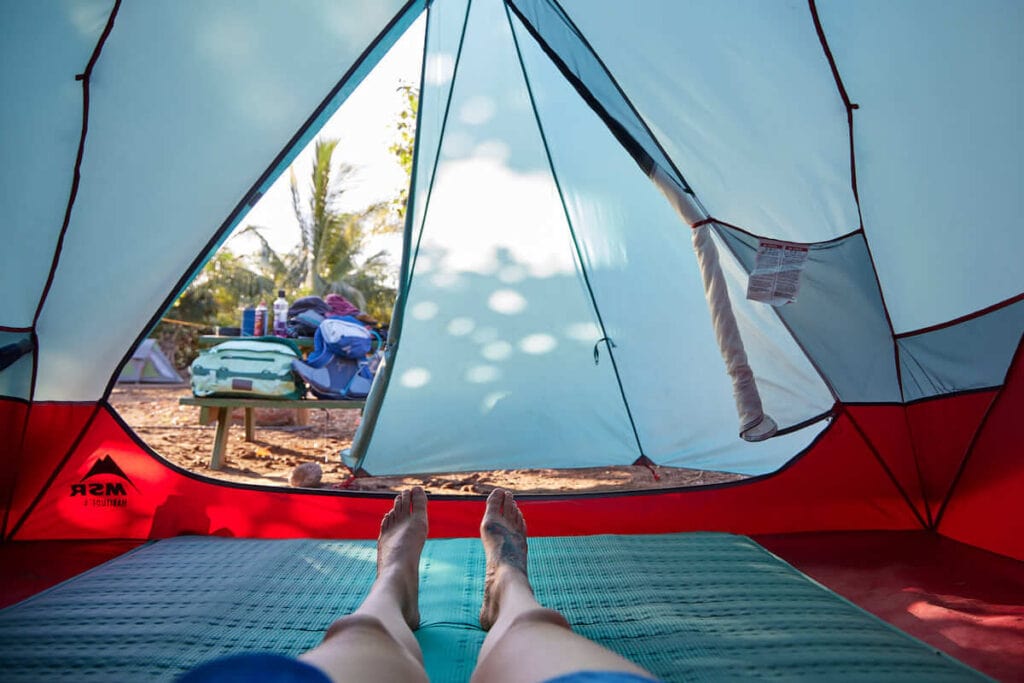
[0,539,143,607]
[754,531,1024,682]
[1,531,1020,681]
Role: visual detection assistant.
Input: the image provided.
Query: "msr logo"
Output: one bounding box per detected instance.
[70,455,138,507]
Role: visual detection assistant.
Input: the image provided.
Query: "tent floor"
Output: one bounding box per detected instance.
[755,531,1024,682]
[0,539,143,608]
[1,531,1020,680]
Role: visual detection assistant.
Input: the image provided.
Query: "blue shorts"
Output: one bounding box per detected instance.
[546,673,659,683]
[178,654,330,682]
[178,653,660,682]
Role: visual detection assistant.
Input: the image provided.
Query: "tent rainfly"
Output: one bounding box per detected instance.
[1,0,1022,570]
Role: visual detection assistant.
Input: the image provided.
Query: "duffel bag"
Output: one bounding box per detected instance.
[190,338,305,399]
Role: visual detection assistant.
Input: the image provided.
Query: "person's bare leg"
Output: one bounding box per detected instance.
[299,487,429,683]
[472,489,657,683]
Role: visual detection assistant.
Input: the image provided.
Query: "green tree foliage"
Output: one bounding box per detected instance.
[173,250,276,327]
[388,83,419,220]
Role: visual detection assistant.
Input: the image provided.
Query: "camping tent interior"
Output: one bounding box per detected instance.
[1,0,1022,679]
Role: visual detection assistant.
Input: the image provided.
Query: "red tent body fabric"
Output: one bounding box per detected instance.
[1,375,1020,558]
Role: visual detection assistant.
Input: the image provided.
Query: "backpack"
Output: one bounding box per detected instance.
[291,350,382,400]
[190,338,305,399]
[308,317,380,364]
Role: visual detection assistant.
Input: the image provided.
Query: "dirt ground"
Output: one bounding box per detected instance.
[109,384,746,495]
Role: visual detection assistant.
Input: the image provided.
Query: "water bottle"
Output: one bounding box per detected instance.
[241,307,255,336]
[253,300,268,337]
[273,290,289,337]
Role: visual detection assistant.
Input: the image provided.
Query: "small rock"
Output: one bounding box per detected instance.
[290,462,323,488]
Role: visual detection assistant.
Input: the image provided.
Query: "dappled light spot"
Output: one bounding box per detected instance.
[447,317,475,336]
[481,391,510,414]
[481,340,513,361]
[411,301,439,320]
[400,367,431,389]
[316,543,374,565]
[565,321,602,342]
[425,52,455,86]
[466,364,500,383]
[519,333,557,355]
[489,289,526,315]
[459,95,496,125]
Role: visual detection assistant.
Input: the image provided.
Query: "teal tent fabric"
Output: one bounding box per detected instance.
[898,300,1024,401]
[354,0,833,476]
[715,227,900,403]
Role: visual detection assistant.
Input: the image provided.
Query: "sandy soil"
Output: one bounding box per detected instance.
[109,384,746,495]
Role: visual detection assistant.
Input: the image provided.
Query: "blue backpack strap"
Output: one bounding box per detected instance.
[304,326,332,368]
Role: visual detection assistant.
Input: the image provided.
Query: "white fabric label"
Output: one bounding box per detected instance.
[746,239,808,306]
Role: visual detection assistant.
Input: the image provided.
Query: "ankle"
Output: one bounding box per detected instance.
[494,563,529,589]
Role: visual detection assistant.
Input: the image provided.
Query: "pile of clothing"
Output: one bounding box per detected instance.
[286,294,385,400]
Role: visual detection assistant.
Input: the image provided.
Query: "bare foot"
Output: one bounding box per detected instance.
[377,487,428,629]
[479,488,529,630]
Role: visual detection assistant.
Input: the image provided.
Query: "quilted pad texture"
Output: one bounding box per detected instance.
[0,533,986,681]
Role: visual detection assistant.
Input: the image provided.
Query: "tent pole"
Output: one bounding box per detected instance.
[651,167,776,442]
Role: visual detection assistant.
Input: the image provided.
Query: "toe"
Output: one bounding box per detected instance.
[501,490,516,521]
[394,490,408,517]
[410,487,427,515]
[485,488,505,516]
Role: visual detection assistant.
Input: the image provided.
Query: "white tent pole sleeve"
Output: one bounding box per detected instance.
[651,167,777,441]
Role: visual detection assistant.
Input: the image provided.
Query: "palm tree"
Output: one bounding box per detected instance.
[239,138,397,321]
[291,138,386,293]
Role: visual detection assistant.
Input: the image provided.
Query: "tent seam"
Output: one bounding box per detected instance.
[808,3,931,522]
[842,406,929,529]
[7,0,121,542]
[6,403,104,541]
[401,0,473,288]
[504,1,646,457]
[895,291,1024,339]
[507,0,692,194]
[31,0,122,333]
[933,331,1024,529]
[348,0,472,470]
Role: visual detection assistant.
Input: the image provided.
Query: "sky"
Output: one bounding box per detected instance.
[227,15,426,263]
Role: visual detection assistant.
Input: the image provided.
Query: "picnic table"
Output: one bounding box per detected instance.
[179,396,365,470]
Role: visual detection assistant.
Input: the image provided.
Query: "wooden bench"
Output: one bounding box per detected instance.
[179,396,365,470]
